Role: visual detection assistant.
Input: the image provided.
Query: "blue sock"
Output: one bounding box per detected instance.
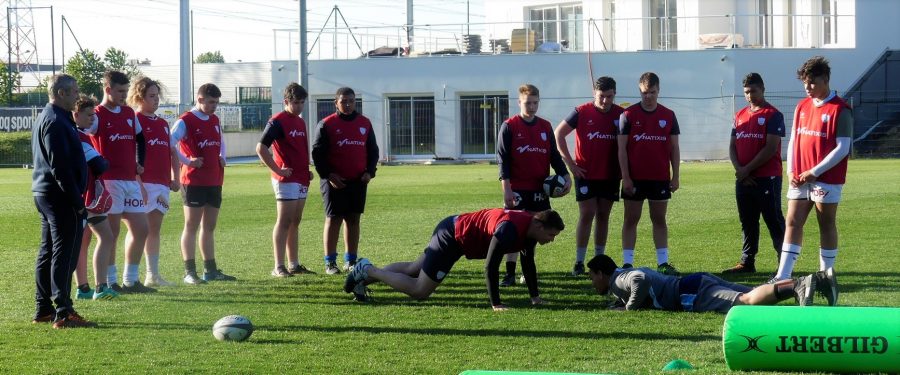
[324,254,337,264]
[344,252,357,263]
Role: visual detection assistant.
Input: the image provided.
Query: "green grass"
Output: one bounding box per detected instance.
[1,160,898,374]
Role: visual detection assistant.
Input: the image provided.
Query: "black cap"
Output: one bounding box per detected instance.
[587,254,617,276]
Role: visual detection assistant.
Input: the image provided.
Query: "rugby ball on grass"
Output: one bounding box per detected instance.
[213,315,253,342]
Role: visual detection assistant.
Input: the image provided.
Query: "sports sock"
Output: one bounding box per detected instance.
[147,254,160,275]
[344,252,357,264]
[324,254,337,265]
[594,245,606,256]
[656,248,669,265]
[575,247,587,263]
[505,261,516,277]
[203,259,218,273]
[123,263,139,284]
[289,261,299,268]
[622,249,635,266]
[184,259,197,274]
[107,265,118,285]
[819,248,837,271]
[775,243,802,280]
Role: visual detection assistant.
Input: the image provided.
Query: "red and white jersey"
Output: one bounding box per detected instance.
[454,209,533,259]
[791,96,851,184]
[620,103,680,181]
[267,111,310,185]
[138,113,173,186]
[732,103,785,178]
[319,112,373,180]
[568,102,624,180]
[91,105,139,181]
[177,111,224,186]
[506,115,554,190]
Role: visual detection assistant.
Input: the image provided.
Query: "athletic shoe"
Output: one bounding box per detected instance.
[325,262,340,275]
[621,263,633,269]
[76,287,94,300]
[815,268,838,306]
[144,273,174,287]
[288,264,316,275]
[571,262,586,276]
[341,260,357,273]
[183,272,207,285]
[52,312,97,329]
[499,273,516,287]
[518,275,526,285]
[109,282,124,293]
[766,276,783,284]
[352,282,372,303]
[271,265,293,278]
[350,258,372,283]
[343,272,358,294]
[793,274,816,306]
[203,269,237,281]
[657,262,680,276]
[32,313,54,324]
[722,263,756,274]
[93,285,119,300]
[122,281,157,294]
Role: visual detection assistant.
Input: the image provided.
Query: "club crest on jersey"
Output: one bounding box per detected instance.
[540,132,547,141]
[758,117,766,125]
[659,120,667,128]
[821,114,831,123]
[126,119,133,128]
[359,127,367,135]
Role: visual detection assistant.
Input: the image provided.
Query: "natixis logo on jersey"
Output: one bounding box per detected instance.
[797,127,827,138]
[516,144,548,154]
[632,133,667,142]
[587,132,616,140]
[147,138,169,147]
[736,334,890,354]
[197,139,221,149]
[735,132,765,140]
[108,133,135,142]
[288,129,305,138]
[337,138,365,147]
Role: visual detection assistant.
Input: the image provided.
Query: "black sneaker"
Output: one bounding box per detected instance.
[352,282,372,302]
[499,273,516,287]
[722,263,756,274]
[815,268,838,306]
[621,263,633,269]
[122,281,157,293]
[657,262,680,276]
[343,272,358,294]
[109,282,124,293]
[271,265,293,278]
[341,260,357,273]
[793,274,816,306]
[288,264,316,275]
[571,262,586,276]
[202,269,237,281]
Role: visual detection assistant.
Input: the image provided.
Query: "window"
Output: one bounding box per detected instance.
[757,0,772,47]
[527,3,583,50]
[387,96,434,157]
[460,94,509,155]
[822,0,837,45]
[315,97,363,125]
[648,0,677,50]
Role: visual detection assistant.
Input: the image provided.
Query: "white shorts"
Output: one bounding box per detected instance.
[787,181,843,204]
[143,182,171,214]
[271,179,308,201]
[105,180,146,214]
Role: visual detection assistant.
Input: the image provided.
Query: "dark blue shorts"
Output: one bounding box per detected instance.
[321,179,368,217]
[511,189,551,212]
[181,185,223,208]
[421,216,463,282]
[575,178,620,202]
[622,180,671,201]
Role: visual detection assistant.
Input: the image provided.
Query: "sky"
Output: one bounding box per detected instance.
[21,0,487,66]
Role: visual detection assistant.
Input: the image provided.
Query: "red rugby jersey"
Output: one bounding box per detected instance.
[268,111,310,185]
[732,103,784,177]
[178,111,224,187]
[320,112,373,180]
[91,105,138,181]
[791,96,850,184]
[620,103,680,181]
[571,102,624,180]
[506,115,554,190]
[454,209,533,259]
[138,113,173,185]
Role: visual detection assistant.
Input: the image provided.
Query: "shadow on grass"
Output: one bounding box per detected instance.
[718,271,900,293]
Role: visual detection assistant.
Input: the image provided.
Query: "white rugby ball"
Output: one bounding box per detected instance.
[212,315,254,342]
[543,175,567,198]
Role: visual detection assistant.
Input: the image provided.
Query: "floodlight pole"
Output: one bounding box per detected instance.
[298,0,309,119]
[179,0,192,112]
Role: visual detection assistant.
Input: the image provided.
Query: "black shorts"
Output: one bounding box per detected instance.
[181,185,223,208]
[575,178,620,202]
[86,214,107,226]
[321,179,368,217]
[421,216,463,283]
[622,180,671,201]
[511,189,551,212]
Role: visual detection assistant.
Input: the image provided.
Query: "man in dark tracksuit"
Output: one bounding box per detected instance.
[31,74,95,328]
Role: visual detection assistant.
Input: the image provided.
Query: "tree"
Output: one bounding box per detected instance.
[0,60,22,105]
[195,50,225,64]
[65,49,105,99]
[104,47,141,79]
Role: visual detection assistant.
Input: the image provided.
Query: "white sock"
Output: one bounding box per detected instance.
[819,248,838,270]
[107,265,118,285]
[776,243,802,280]
[622,249,635,265]
[289,261,300,268]
[575,247,587,263]
[656,248,669,265]
[124,263,140,284]
[147,254,160,275]
[594,246,606,256]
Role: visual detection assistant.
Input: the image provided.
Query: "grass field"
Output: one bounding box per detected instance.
[1,160,898,374]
